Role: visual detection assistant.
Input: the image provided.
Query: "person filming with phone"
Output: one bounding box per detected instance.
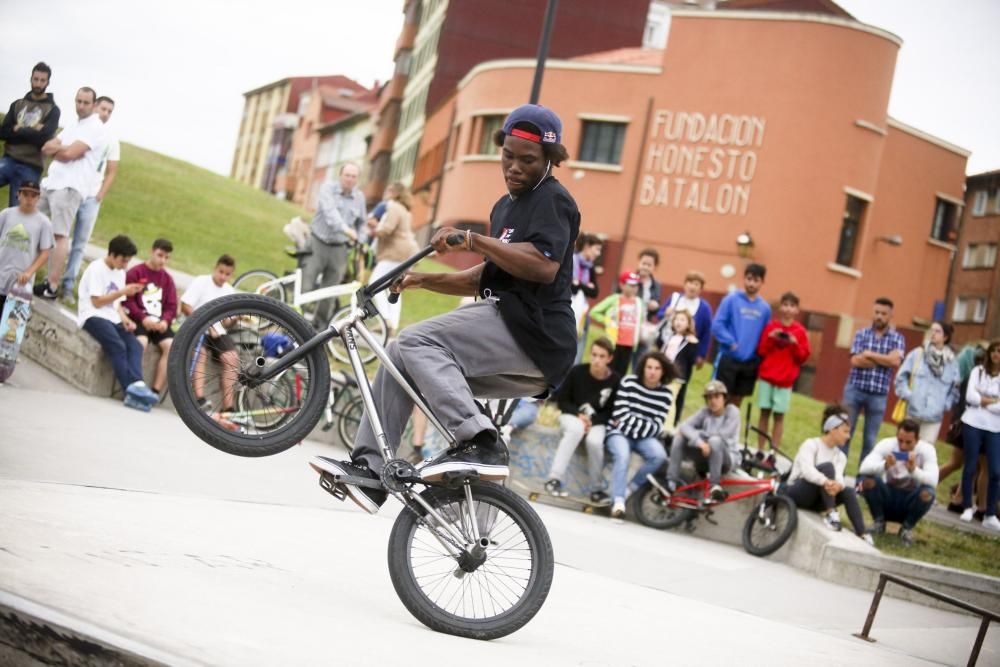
[857,418,938,547]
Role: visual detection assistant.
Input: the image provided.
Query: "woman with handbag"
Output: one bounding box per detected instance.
[893,321,959,444]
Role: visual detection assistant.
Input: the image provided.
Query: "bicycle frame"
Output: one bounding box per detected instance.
[665,476,779,512]
[252,268,363,310]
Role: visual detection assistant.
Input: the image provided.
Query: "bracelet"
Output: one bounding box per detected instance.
[466,229,472,251]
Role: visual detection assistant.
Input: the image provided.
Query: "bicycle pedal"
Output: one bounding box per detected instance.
[319,473,347,501]
[440,470,480,487]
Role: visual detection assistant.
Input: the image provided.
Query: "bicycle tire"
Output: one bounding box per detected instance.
[233,269,287,302]
[741,494,798,557]
[387,483,554,640]
[633,482,694,530]
[325,305,388,365]
[166,294,330,457]
[335,393,364,452]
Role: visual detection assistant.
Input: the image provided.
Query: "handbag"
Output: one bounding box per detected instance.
[892,348,922,423]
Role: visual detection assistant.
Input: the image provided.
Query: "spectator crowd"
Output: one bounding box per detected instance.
[2,61,998,545]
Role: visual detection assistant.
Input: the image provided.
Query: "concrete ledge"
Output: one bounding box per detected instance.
[0,589,193,667]
[22,299,116,396]
[509,423,1000,615]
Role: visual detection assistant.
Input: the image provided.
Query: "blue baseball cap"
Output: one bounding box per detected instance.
[502,104,562,144]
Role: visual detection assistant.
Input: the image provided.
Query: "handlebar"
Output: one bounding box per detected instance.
[384,233,466,304]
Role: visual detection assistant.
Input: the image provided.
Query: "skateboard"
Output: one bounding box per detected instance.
[509,478,610,514]
[0,284,32,383]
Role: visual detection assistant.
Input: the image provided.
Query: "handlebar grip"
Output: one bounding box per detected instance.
[446,232,466,247]
[388,291,400,304]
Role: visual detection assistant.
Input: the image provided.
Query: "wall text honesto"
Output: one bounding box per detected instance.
[639,110,766,216]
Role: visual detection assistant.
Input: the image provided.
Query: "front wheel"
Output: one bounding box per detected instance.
[325,305,388,365]
[741,494,797,557]
[633,482,694,529]
[387,482,554,640]
[167,294,330,457]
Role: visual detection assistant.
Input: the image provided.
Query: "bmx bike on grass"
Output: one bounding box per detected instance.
[167,238,554,641]
[632,408,798,557]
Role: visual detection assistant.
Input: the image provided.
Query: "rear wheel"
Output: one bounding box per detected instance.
[167,294,330,457]
[387,482,554,640]
[633,482,694,529]
[742,494,798,557]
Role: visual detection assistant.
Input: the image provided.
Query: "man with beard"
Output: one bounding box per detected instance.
[842,297,906,462]
[35,87,109,300]
[0,63,61,207]
[309,104,581,514]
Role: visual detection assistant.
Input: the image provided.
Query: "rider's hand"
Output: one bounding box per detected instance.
[392,272,425,293]
[430,226,470,254]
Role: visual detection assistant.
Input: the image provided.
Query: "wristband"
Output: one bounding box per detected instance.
[466,229,472,251]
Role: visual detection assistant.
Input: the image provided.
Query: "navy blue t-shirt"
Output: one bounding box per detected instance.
[478,176,581,388]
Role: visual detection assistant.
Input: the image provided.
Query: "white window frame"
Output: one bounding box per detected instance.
[971,189,988,216]
[963,242,998,269]
[953,296,988,323]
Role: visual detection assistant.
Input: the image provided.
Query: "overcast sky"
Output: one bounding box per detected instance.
[2,0,997,176]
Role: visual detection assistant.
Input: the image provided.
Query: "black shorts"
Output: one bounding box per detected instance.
[134,322,175,346]
[715,355,760,397]
[204,333,235,360]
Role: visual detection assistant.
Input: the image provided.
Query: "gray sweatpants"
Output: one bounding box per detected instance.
[351,300,548,473]
[301,237,348,327]
[667,434,732,486]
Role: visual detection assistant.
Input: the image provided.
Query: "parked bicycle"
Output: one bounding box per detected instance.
[167,238,554,640]
[232,243,386,365]
[632,409,798,557]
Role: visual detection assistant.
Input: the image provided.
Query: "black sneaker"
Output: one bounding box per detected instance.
[708,484,727,503]
[33,282,58,299]
[590,490,611,506]
[898,526,914,548]
[418,439,509,482]
[309,457,387,514]
[544,479,568,497]
[196,396,212,412]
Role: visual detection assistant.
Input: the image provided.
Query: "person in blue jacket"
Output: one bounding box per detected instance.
[711,263,770,406]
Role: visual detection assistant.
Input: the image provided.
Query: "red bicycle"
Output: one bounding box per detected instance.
[633,409,798,557]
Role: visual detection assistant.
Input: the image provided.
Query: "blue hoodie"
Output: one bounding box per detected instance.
[711,291,771,362]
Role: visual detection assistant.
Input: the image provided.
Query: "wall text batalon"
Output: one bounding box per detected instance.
[639,110,765,216]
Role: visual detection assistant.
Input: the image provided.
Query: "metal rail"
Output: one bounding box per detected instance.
[854,572,998,666]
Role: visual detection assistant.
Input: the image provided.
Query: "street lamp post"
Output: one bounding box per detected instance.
[529,0,559,104]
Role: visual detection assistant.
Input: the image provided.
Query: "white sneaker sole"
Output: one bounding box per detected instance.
[309,458,380,515]
[418,461,509,482]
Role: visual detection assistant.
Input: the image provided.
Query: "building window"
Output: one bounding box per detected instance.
[971,190,988,216]
[835,194,866,267]
[578,121,626,165]
[930,198,959,243]
[963,242,998,269]
[953,296,988,323]
[477,115,505,155]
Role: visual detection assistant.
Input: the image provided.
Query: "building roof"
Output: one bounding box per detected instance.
[317,86,377,113]
[967,169,1000,188]
[572,47,665,67]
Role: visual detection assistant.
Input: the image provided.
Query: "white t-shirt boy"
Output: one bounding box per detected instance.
[78,258,126,327]
[181,275,235,311]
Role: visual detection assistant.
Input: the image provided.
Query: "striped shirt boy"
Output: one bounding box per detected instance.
[608,374,674,440]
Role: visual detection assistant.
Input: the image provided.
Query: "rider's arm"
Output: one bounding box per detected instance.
[404,264,485,297]
[467,234,559,284]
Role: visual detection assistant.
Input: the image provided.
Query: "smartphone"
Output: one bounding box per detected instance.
[893,450,909,462]
[776,330,791,340]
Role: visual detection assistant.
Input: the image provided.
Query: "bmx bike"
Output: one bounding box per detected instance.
[632,414,798,557]
[167,238,554,640]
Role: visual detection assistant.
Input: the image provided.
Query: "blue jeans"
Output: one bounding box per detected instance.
[961,423,1000,517]
[860,476,935,529]
[606,433,667,502]
[62,196,101,292]
[0,157,42,207]
[842,384,888,462]
[82,317,144,391]
[509,399,540,430]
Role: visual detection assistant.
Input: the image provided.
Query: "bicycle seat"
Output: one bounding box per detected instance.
[284,245,313,260]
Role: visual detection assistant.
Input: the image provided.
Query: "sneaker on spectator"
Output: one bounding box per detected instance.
[544,479,568,498]
[125,380,158,405]
[869,519,886,535]
[33,282,58,299]
[708,484,727,503]
[983,516,1000,531]
[861,534,875,547]
[590,490,610,506]
[823,511,842,532]
[611,500,626,520]
[959,507,975,523]
[60,292,78,309]
[898,527,914,548]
